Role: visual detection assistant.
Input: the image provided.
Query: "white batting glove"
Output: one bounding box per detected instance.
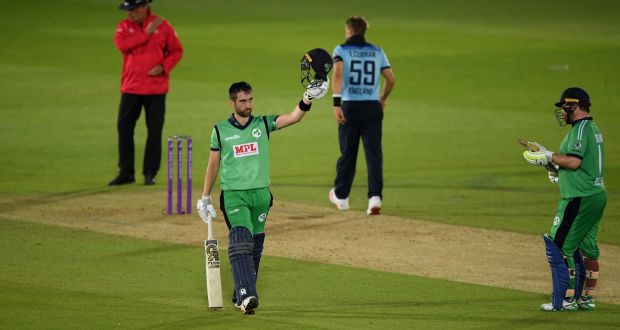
[303,79,329,100]
[523,150,553,166]
[196,195,216,223]
[548,172,559,184]
[548,164,559,184]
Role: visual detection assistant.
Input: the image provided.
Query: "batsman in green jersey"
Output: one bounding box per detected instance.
[195,48,333,315]
[523,87,606,312]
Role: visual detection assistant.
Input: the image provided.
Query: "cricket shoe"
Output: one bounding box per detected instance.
[540,298,577,312]
[367,196,382,215]
[236,296,258,315]
[577,296,596,311]
[108,174,135,186]
[329,188,350,211]
[144,174,156,185]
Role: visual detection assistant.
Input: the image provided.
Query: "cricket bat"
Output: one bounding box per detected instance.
[517,138,559,176]
[517,138,540,152]
[204,214,223,309]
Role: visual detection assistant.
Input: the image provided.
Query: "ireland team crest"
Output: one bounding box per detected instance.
[252,128,262,139]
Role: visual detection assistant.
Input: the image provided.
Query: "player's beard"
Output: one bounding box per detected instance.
[235,107,252,118]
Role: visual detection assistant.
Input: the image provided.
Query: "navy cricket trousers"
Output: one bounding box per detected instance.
[334,101,383,199]
[116,93,166,177]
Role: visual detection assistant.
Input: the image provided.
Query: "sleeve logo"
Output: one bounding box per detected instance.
[233,142,259,158]
[595,133,603,144]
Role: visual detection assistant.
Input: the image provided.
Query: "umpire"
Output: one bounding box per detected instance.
[109,0,183,186]
[329,16,395,215]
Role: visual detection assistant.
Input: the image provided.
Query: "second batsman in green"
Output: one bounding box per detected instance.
[523,87,606,312]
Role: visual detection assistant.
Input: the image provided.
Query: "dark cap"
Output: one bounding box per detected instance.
[304,48,333,80]
[554,87,591,108]
[118,0,152,11]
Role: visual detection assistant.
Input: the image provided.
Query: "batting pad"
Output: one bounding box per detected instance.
[253,233,265,280]
[228,227,258,302]
[572,250,586,300]
[544,234,570,309]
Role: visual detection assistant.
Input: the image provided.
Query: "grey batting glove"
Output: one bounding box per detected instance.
[196,195,216,223]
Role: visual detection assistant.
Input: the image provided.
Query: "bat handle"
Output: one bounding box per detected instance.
[207,214,215,241]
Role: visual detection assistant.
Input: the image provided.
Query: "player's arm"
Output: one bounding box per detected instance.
[332,61,345,124]
[523,146,581,170]
[332,61,343,96]
[276,78,330,129]
[551,154,581,170]
[275,98,311,129]
[380,67,395,110]
[114,25,148,53]
[202,150,220,197]
[114,18,161,53]
[197,150,220,221]
[161,21,183,75]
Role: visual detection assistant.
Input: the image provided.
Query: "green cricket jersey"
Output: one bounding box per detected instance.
[210,114,279,190]
[558,117,605,198]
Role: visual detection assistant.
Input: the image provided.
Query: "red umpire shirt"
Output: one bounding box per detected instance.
[114,8,183,95]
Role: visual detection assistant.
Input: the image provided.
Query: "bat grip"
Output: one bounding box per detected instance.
[207,214,215,240]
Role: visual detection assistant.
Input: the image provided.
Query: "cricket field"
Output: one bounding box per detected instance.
[1,0,619,328]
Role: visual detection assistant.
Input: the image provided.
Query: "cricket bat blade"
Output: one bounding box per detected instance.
[204,215,223,309]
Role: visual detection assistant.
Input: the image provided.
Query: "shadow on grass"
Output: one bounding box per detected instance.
[146,295,620,329]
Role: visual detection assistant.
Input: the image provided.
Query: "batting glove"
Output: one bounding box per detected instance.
[196,195,216,223]
[303,79,329,101]
[533,142,548,152]
[523,150,553,166]
[545,163,560,184]
[548,172,559,184]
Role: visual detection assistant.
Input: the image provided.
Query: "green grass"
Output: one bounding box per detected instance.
[2,218,619,329]
[0,0,618,243]
[0,0,619,327]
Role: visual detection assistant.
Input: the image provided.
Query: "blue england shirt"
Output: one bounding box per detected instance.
[333,35,391,101]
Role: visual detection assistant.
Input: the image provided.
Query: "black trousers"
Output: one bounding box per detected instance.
[116,93,166,177]
[334,101,383,199]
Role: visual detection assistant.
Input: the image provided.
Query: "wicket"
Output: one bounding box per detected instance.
[167,135,192,215]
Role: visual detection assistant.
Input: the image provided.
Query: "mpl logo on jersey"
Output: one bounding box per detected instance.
[233,142,259,158]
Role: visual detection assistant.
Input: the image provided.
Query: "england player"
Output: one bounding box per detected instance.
[196,58,330,314]
[329,16,395,215]
[523,87,606,311]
